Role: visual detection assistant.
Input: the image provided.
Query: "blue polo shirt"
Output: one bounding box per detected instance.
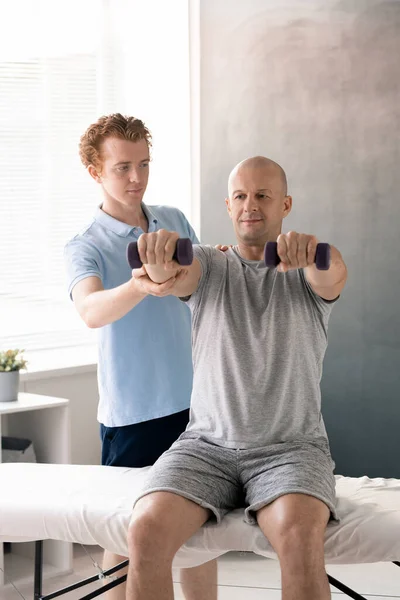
[64,204,199,427]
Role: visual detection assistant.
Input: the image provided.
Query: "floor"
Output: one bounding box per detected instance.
[1,544,399,599]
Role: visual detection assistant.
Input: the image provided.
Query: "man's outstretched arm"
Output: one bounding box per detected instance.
[276,231,347,301]
[132,229,202,298]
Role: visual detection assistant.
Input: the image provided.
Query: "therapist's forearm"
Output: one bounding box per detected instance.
[82,280,147,328]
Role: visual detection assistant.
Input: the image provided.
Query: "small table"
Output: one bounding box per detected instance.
[0,393,71,587]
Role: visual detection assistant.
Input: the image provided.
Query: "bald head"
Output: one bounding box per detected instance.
[225,155,292,248]
[228,156,288,197]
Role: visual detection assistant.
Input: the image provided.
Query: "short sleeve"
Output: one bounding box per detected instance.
[64,237,103,300]
[299,268,339,319]
[181,245,214,310]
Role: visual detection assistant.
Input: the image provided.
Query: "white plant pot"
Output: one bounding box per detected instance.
[0,371,20,402]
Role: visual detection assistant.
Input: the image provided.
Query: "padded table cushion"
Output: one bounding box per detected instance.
[0,463,399,567]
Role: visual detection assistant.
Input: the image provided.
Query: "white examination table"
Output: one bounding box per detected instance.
[0,463,399,599]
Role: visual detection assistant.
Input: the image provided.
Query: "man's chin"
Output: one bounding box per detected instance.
[124,194,144,205]
[238,231,266,244]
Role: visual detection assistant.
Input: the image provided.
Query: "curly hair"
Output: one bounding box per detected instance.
[79,113,152,171]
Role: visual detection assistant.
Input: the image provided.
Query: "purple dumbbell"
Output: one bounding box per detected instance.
[126,238,194,270]
[264,241,331,271]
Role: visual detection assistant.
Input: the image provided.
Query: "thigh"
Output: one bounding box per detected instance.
[240,440,337,525]
[135,436,242,523]
[100,408,190,467]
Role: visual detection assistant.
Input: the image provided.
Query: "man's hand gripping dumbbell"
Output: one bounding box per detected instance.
[126,230,193,289]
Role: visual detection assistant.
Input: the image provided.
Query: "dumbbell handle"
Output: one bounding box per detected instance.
[264,242,331,271]
[126,238,194,270]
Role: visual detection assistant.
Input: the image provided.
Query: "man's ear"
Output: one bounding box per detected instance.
[283,195,292,218]
[88,164,102,183]
[225,197,232,218]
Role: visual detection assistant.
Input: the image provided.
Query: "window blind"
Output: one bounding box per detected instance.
[0,0,191,358]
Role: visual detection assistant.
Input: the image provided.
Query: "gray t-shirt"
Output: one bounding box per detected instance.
[182,245,338,449]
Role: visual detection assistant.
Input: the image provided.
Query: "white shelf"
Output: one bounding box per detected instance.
[0,393,72,587]
[0,393,69,415]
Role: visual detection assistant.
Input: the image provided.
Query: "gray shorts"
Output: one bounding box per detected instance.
[135,433,337,524]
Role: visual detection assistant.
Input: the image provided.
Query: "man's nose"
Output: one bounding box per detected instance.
[130,168,139,180]
[244,195,258,212]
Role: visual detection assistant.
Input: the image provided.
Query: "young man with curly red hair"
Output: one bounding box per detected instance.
[64,113,218,600]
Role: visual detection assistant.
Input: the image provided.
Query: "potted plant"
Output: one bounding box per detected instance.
[0,349,27,402]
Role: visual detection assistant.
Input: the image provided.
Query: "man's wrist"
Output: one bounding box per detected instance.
[145,264,179,285]
[129,276,148,298]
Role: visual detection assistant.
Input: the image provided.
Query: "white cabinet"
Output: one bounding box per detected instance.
[0,393,72,587]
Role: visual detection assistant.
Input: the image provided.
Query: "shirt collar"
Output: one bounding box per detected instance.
[94,203,158,237]
[142,204,158,231]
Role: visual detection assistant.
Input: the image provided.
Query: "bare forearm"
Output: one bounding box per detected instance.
[144,264,180,284]
[82,280,147,328]
[133,230,201,296]
[145,260,201,297]
[304,245,347,299]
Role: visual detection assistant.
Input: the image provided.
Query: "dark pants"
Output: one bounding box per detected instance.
[100,409,190,468]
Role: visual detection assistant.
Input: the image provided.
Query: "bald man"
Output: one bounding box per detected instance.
[125,157,347,600]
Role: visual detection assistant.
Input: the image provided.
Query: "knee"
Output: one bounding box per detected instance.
[272,517,325,555]
[128,512,163,557]
[128,507,175,563]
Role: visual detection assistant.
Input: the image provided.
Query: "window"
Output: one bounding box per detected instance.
[0,0,191,362]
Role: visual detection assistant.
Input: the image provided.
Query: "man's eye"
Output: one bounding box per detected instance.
[140,162,149,168]
[235,194,244,200]
[118,166,129,172]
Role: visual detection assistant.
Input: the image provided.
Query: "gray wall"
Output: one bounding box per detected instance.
[198,0,400,477]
